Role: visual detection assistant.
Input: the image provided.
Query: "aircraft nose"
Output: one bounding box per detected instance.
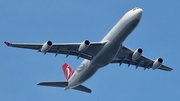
[136,8,143,19]
[138,8,143,14]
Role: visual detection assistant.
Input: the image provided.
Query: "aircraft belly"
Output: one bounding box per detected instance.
[78,40,123,83]
[77,42,120,83]
[79,66,98,83]
[92,42,121,67]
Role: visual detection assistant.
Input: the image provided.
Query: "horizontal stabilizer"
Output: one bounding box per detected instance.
[37,82,91,93]
[37,81,68,87]
[72,85,92,93]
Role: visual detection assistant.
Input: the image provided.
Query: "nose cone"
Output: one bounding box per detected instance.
[138,8,143,14]
[137,8,143,19]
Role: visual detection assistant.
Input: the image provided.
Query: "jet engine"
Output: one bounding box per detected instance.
[132,48,143,61]
[78,40,90,52]
[152,58,163,70]
[40,41,53,52]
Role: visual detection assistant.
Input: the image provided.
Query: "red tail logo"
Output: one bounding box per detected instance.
[62,63,75,81]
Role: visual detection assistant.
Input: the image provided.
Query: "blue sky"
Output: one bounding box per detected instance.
[1,0,180,101]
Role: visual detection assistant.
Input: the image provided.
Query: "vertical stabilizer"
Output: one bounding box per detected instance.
[62,63,75,81]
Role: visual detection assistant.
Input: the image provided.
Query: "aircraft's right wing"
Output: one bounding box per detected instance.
[4,41,107,60]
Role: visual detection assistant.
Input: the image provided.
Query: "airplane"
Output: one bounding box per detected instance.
[4,7,173,93]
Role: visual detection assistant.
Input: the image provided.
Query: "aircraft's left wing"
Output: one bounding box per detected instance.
[111,46,173,71]
[4,41,106,60]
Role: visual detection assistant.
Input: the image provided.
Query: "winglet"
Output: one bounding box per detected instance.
[4,41,11,46]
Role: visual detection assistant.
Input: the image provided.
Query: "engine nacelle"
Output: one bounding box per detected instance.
[78,40,90,52]
[152,58,163,70]
[40,41,53,52]
[132,48,143,61]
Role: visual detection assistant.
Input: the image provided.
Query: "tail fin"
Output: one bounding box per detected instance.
[62,63,75,81]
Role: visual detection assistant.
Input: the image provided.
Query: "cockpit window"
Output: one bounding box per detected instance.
[133,7,139,11]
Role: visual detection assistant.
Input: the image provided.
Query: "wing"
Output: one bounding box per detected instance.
[111,46,173,71]
[4,41,106,60]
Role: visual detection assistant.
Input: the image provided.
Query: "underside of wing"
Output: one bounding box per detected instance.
[48,42,106,60]
[4,41,106,60]
[111,46,173,71]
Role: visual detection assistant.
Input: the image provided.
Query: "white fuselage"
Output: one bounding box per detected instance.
[65,7,143,89]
